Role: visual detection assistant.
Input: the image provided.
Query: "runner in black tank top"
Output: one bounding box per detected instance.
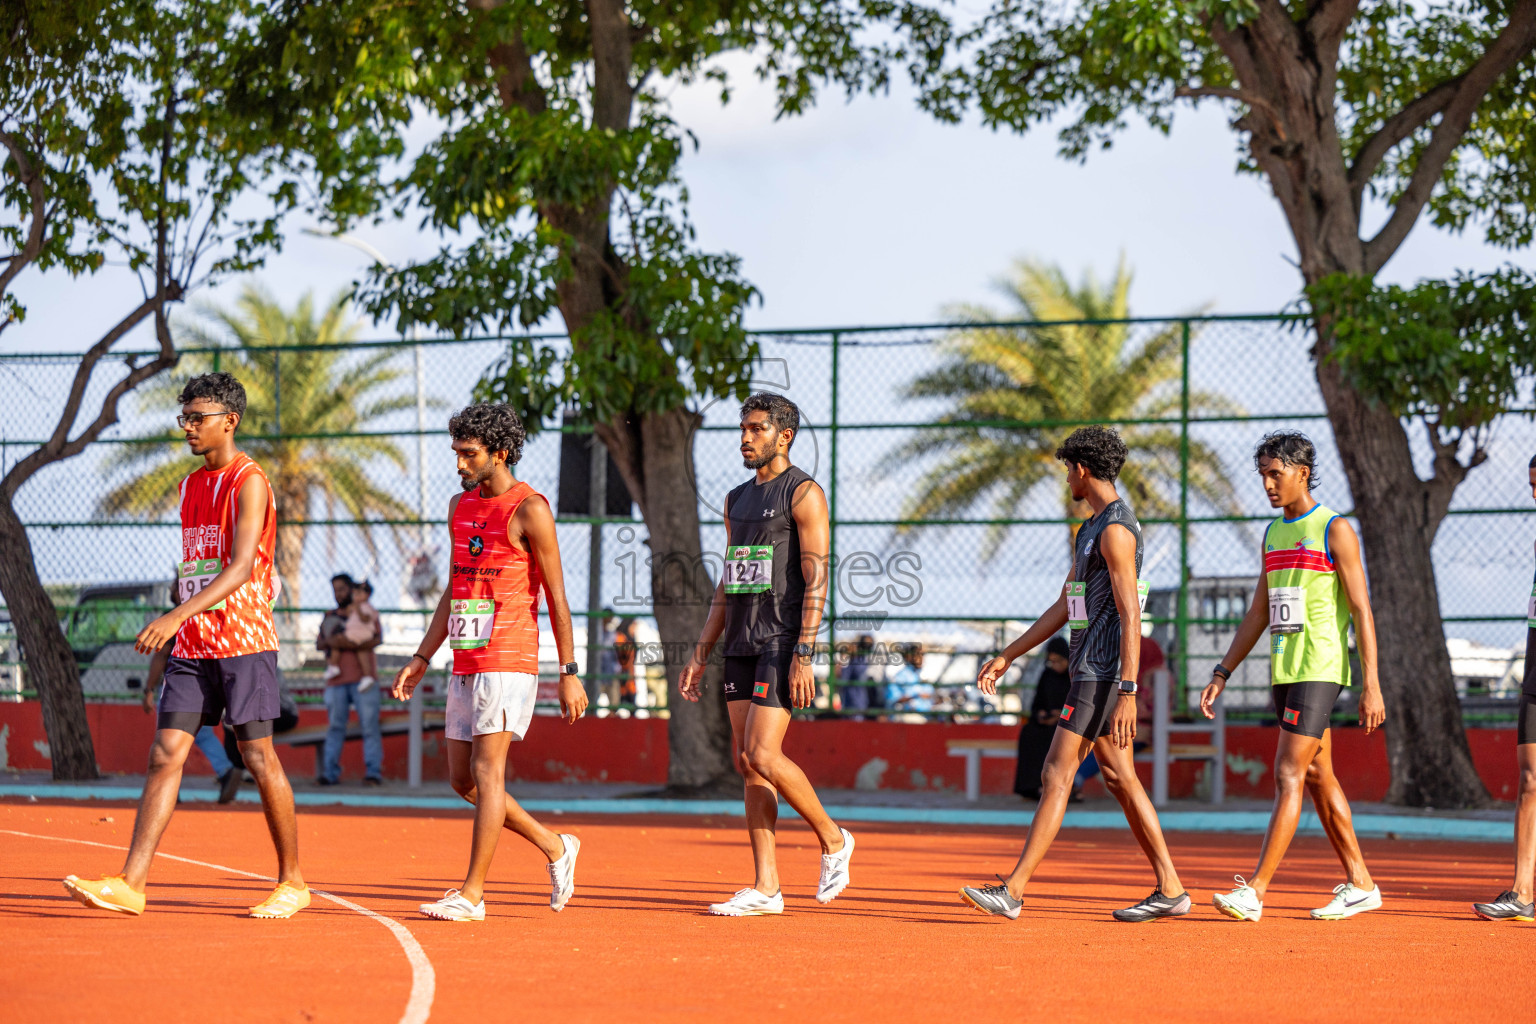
[1472,455,1536,921]
[679,393,853,917]
[959,426,1189,923]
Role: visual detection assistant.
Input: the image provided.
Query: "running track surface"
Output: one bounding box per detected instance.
[3,799,1530,1024]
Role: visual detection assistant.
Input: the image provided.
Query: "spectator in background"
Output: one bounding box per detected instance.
[615,617,638,705]
[1014,636,1071,800]
[839,634,879,717]
[887,643,932,719]
[592,610,618,709]
[316,573,384,785]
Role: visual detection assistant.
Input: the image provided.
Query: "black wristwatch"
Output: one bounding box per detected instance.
[793,642,814,659]
[1212,663,1232,680]
[1117,679,1138,696]
[561,661,579,676]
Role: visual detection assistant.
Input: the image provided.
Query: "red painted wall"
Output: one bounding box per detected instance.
[0,703,1521,802]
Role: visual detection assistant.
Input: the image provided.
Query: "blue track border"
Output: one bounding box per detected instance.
[0,784,1512,842]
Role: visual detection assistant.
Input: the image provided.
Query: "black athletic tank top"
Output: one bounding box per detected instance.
[1526,551,1536,698]
[720,465,815,656]
[1068,498,1143,683]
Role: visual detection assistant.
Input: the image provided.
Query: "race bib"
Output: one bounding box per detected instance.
[1065,580,1148,630]
[1066,582,1088,630]
[1528,584,1536,629]
[1269,586,1305,634]
[448,598,496,650]
[725,545,773,595]
[176,559,226,611]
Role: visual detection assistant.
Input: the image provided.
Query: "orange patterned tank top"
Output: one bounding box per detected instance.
[172,452,280,659]
[449,481,544,674]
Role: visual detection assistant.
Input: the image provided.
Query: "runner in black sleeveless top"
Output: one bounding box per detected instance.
[960,426,1190,923]
[1472,454,1536,921]
[680,393,853,917]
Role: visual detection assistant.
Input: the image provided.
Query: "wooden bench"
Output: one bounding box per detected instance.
[277,712,446,778]
[945,737,1224,802]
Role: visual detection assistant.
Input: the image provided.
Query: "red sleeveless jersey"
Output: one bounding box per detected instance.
[173,452,280,659]
[449,481,545,674]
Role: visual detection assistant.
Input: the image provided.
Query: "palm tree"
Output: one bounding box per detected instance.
[99,285,430,632]
[885,257,1245,557]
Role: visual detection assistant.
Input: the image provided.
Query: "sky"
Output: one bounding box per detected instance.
[4,56,1531,353]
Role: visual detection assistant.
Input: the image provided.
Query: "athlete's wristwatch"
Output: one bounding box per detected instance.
[1117,679,1138,696]
[793,642,814,659]
[561,661,579,676]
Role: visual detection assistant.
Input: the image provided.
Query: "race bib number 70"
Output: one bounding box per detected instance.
[1269,586,1305,634]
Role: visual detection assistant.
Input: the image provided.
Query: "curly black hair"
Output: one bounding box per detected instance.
[1253,430,1321,489]
[741,392,800,448]
[1055,425,1127,482]
[178,372,247,423]
[448,402,526,464]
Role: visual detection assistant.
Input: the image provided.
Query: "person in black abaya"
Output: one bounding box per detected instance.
[1013,636,1071,800]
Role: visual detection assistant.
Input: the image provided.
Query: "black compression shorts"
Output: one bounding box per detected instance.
[722,649,796,709]
[1272,680,1343,739]
[1059,677,1119,741]
[1518,693,1536,746]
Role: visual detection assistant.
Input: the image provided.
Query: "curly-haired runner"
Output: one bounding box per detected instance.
[391,402,588,921]
[960,425,1191,922]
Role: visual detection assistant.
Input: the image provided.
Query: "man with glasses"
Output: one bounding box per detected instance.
[64,372,309,919]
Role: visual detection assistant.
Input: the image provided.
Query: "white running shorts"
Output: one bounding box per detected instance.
[445,671,538,742]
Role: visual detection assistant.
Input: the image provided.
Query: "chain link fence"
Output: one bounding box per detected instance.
[1,315,1529,724]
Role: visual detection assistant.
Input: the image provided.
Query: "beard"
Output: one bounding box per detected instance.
[742,446,776,469]
[459,469,490,491]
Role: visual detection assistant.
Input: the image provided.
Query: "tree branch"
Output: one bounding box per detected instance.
[470,1,547,116]
[586,0,636,133]
[1348,75,1462,201]
[1175,86,1286,137]
[1364,1,1536,274]
[0,127,47,305]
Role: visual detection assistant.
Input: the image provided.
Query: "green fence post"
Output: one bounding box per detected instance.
[828,331,840,710]
[273,349,282,434]
[1177,319,1191,715]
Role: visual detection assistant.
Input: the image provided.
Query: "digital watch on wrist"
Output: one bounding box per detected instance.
[1117,679,1138,696]
[793,642,814,659]
[561,661,579,676]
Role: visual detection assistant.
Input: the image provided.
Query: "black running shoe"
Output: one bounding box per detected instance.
[1114,888,1193,922]
[1472,891,1534,922]
[217,769,241,805]
[959,876,1022,920]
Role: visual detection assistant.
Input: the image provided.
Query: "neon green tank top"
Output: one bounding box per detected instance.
[1263,503,1352,687]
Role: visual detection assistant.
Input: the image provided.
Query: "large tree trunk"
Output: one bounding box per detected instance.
[1314,359,1488,807]
[0,499,98,779]
[1203,9,1494,808]
[600,407,737,792]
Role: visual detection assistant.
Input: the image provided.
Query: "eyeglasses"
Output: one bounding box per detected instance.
[177,411,233,429]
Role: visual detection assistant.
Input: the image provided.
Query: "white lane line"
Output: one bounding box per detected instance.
[1,828,435,1024]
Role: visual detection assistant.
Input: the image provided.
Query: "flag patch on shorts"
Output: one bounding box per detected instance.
[1284,708,1299,725]
[1061,704,1074,721]
[753,681,770,699]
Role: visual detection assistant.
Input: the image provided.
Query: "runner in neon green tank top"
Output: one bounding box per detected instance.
[1200,432,1386,922]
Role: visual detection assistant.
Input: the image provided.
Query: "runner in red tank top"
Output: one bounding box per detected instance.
[64,373,308,920]
[392,403,587,921]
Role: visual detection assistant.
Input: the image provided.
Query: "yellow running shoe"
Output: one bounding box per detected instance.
[63,874,146,916]
[249,882,310,919]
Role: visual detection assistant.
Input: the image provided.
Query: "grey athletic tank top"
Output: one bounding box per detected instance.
[720,465,815,656]
[1068,498,1144,683]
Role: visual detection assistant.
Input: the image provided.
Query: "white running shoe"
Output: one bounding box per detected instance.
[420,889,485,921]
[1212,876,1263,921]
[322,664,341,681]
[356,675,376,693]
[547,833,580,912]
[1311,882,1382,920]
[708,888,785,916]
[816,827,855,904]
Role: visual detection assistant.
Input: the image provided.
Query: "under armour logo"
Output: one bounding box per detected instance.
[762,509,775,517]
